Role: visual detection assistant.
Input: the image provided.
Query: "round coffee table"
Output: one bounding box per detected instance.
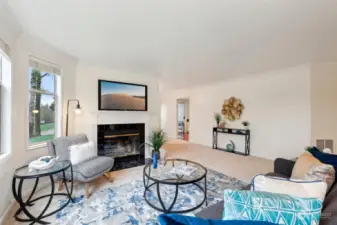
[12,160,74,224]
[143,158,207,213]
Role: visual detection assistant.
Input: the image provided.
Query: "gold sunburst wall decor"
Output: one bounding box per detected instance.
[221,97,244,121]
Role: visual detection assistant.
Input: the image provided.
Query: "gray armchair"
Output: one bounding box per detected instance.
[47,134,114,198]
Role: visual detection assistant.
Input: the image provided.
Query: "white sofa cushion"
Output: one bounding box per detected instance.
[252,174,327,202]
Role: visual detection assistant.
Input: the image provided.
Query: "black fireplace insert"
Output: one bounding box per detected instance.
[97,123,145,171]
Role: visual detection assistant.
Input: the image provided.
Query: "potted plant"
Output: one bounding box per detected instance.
[143,130,166,159]
[214,113,222,127]
[242,121,250,129]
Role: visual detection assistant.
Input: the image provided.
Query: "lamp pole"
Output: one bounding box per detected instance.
[66,99,81,136]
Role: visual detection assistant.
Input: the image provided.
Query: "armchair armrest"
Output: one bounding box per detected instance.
[273,158,296,178]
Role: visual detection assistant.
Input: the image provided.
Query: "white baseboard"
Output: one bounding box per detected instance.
[0,199,15,225]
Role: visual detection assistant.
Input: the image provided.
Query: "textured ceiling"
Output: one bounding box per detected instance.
[7,0,337,88]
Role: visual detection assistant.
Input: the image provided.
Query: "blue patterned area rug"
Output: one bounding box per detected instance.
[55,169,247,225]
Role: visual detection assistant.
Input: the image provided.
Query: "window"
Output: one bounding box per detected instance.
[0,38,11,155]
[28,57,61,146]
[0,54,2,152]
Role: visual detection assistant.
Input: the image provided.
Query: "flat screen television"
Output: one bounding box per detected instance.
[98,80,148,111]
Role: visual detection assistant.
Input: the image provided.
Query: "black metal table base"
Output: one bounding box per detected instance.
[143,159,208,214]
[143,177,207,214]
[12,165,74,225]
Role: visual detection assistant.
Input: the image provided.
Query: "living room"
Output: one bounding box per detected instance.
[1,1,337,225]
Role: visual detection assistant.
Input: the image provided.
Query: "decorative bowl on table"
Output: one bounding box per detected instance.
[28,156,58,171]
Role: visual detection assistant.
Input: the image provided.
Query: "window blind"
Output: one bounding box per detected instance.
[29,56,61,75]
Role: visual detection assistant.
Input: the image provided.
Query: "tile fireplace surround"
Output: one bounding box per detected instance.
[97,123,145,171]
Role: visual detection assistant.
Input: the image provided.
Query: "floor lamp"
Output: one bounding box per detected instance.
[66,99,82,136]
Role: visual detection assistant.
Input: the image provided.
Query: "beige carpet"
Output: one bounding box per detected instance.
[4,140,273,225]
[163,140,273,183]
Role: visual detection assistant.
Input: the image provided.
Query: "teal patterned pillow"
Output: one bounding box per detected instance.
[222,190,323,225]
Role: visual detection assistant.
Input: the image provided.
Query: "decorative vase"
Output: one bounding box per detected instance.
[226,140,235,152]
[219,122,226,128]
[153,153,158,169]
[152,150,160,160]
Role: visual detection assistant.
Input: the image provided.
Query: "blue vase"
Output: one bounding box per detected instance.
[153,153,158,169]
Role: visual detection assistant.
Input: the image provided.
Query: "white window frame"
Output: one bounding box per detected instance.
[0,54,2,154]
[28,56,62,150]
[0,43,12,164]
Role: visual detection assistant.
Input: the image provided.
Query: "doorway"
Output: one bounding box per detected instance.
[177,98,190,141]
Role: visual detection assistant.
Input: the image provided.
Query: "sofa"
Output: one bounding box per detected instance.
[196,158,337,225]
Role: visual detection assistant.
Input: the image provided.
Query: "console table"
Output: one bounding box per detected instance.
[212,127,250,156]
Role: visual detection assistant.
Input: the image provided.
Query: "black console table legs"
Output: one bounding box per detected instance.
[212,127,250,156]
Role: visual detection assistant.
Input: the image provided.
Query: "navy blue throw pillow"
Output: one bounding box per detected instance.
[308,146,337,174]
[158,214,277,225]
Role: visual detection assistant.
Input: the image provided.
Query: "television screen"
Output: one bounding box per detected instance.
[98,80,147,111]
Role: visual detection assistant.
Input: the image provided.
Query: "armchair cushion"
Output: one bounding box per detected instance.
[70,156,114,182]
[74,156,114,179]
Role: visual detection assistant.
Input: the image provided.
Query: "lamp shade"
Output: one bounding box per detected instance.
[74,103,82,115]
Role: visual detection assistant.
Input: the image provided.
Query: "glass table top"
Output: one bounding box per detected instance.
[144,159,207,184]
[14,160,71,178]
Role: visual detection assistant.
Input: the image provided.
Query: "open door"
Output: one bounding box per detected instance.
[177,98,190,141]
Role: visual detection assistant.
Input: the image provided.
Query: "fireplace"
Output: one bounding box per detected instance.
[97,123,145,171]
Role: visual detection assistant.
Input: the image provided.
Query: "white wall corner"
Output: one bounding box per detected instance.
[0,199,15,225]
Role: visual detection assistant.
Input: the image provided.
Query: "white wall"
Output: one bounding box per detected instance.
[310,62,337,153]
[161,65,312,160]
[0,31,78,219]
[75,63,161,158]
